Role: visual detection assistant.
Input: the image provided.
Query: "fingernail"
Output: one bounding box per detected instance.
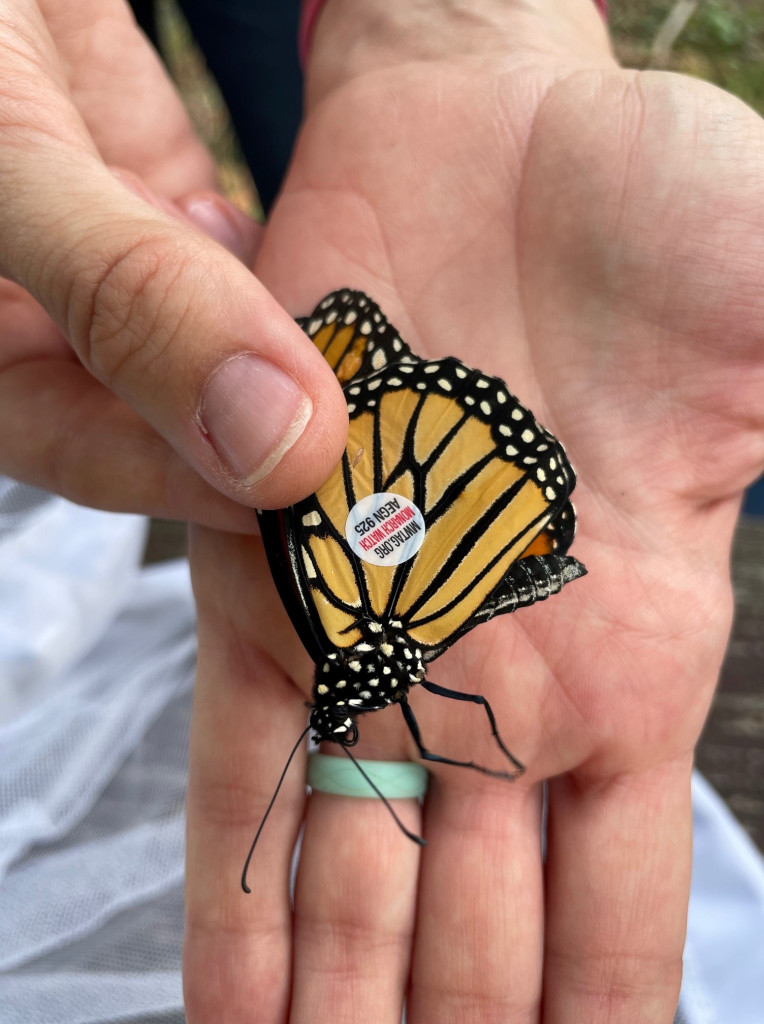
[181,195,249,259]
[200,355,313,485]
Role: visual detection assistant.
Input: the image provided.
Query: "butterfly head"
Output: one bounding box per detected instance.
[309,705,360,746]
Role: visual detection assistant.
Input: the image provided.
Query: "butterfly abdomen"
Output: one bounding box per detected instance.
[479,554,586,624]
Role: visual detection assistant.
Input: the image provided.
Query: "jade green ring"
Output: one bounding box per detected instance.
[308,752,429,799]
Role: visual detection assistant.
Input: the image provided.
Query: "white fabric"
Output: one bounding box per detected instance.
[0,479,762,1023]
[682,773,764,1024]
[0,478,147,725]
[0,481,191,1024]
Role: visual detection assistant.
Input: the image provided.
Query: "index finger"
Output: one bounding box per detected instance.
[184,531,312,1023]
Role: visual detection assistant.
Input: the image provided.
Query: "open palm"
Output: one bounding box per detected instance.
[185,43,764,1024]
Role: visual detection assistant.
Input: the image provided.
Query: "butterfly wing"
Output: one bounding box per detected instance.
[518,498,576,557]
[421,553,587,661]
[259,291,582,664]
[297,289,415,384]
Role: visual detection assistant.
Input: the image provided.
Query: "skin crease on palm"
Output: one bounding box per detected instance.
[1,0,763,1023]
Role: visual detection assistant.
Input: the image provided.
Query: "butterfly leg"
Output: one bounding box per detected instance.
[419,679,526,777]
[401,697,523,782]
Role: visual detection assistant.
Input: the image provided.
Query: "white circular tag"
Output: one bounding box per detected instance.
[345,492,426,567]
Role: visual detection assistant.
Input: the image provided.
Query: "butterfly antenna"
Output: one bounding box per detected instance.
[241,724,311,894]
[340,745,426,847]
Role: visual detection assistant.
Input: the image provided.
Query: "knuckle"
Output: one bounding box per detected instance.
[190,774,300,833]
[295,914,409,989]
[546,947,683,1014]
[415,987,531,1024]
[66,231,196,387]
[183,923,287,1024]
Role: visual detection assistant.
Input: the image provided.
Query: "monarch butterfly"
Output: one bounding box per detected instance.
[242,289,585,889]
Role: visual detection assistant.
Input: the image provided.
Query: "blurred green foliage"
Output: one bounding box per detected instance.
[612,0,764,113]
[684,0,761,50]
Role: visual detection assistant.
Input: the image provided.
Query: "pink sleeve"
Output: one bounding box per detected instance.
[299,0,609,67]
[298,0,327,67]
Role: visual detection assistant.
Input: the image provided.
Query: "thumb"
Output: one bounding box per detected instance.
[5,156,347,508]
[0,5,346,507]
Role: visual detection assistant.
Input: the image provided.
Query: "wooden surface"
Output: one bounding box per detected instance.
[145,515,764,851]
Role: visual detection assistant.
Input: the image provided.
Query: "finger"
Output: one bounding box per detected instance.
[290,779,421,1023]
[408,775,544,1024]
[184,530,310,1024]
[110,169,263,266]
[542,762,691,1023]
[0,358,258,529]
[0,11,347,510]
[177,189,264,267]
[0,172,262,279]
[0,178,264,525]
[43,2,263,264]
[0,278,68,360]
[39,0,216,194]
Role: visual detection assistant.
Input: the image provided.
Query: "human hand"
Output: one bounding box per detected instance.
[0,0,347,527]
[183,1,764,1021]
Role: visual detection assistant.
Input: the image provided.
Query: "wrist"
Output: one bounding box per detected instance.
[306,0,612,103]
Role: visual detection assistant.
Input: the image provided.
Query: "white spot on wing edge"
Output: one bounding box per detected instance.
[301,546,316,579]
[302,511,321,527]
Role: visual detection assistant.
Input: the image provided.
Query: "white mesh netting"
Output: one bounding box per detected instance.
[0,478,190,1023]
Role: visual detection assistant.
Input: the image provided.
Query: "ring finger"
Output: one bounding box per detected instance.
[290,746,423,1024]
